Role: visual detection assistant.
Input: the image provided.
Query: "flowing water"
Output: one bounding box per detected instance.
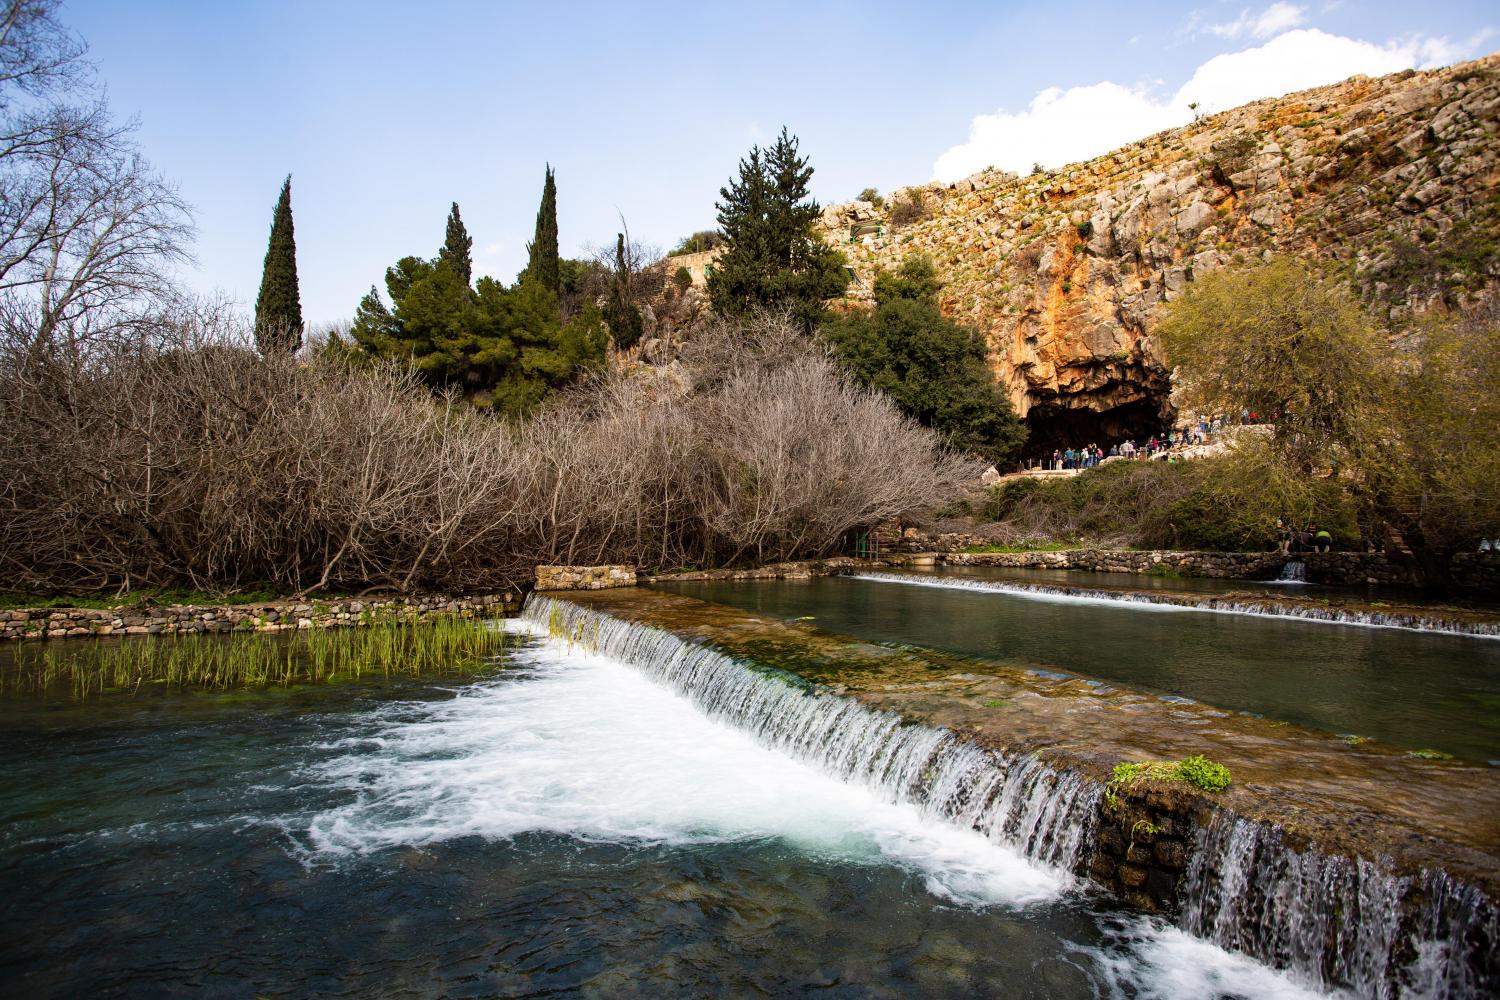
[655,573,1500,761]
[0,619,1346,1000]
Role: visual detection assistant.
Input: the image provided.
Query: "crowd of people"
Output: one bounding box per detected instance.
[1030,411,1279,472]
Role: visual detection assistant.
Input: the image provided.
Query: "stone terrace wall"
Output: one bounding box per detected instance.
[534,565,639,591]
[946,547,1500,589]
[2,593,517,642]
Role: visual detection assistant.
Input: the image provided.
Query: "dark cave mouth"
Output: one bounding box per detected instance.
[1021,397,1169,462]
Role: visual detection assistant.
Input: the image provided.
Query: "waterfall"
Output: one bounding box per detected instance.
[849,571,1500,640]
[521,594,1099,873]
[1278,560,1308,583]
[1179,812,1499,999]
[521,594,1499,998]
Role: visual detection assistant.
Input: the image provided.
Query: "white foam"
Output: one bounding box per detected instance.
[1097,920,1352,1000]
[300,634,1062,908]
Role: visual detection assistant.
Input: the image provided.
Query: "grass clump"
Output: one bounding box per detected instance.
[1111,754,1232,794]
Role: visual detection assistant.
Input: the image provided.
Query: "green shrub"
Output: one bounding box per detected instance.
[673,265,692,290]
[1111,755,1232,794]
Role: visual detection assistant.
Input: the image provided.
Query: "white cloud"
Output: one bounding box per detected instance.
[1207,3,1307,40]
[932,28,1483,182]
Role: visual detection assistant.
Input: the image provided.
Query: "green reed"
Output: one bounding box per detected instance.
[0,614,509,699]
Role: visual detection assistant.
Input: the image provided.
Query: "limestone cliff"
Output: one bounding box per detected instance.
[820,55,1500,452]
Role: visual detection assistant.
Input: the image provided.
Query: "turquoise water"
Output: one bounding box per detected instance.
[655,573,1500,761]
[0,629,1331,999]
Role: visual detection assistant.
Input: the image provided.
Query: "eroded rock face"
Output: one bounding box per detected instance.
[821,56,1500,454]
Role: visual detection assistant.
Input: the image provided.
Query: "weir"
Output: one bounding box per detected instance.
[521,589,1500,998]
[847,570,1500,639]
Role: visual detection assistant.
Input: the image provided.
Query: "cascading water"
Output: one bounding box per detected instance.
[1181,813,1499,999]
[521,595,1099,873]
[849,571,1500,639]
[1278,560,1308,583]
[523,593,1500,999]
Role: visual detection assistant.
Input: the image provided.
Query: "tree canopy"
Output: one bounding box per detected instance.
[350,203,605,415]
[822,256,1027,466]
[1160,259,1500,583]
[709,128,847,331]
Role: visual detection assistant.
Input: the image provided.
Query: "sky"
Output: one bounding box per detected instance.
[65,0,1497,325]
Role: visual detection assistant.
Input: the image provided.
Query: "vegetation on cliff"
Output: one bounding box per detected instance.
[823,256,1027,466]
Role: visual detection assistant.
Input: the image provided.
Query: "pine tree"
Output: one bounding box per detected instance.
[254,175,303,355]
[438,202,473,285]
[709,128,847,332]
[524,165,560,296]
[604,232,644,350]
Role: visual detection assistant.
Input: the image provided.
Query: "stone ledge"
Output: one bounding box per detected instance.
[0,593,519,642]
[534,565,638,591]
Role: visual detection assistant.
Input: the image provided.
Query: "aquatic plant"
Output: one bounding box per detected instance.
[0,614,507,699]
[1110,754,1233,795]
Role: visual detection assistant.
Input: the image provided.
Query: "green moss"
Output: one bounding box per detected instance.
[1110,754,1232,795]
[1407,748,1454,760]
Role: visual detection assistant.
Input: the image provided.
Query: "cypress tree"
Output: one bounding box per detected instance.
[438,202,473,285]
[709,128,847,332]
[604,232,644,350]
[525,164,560,295]
[254,175,303,355]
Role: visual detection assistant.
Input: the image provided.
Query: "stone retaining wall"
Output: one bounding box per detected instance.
[944,547,1500,589]
[1089,782,1205,913]
[534,565,639,591]
[1,593,518,642]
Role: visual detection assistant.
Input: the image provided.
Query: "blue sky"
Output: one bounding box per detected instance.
[66,1,1497,324]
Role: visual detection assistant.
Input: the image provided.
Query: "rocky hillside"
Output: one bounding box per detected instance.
[820,54,1500,453]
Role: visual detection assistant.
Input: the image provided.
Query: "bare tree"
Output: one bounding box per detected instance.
[0,0,192,363]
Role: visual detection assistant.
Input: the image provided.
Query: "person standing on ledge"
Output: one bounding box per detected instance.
[1314,527,1333,553]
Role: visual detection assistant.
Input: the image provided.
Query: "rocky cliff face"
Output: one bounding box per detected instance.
[820,55,1500,454]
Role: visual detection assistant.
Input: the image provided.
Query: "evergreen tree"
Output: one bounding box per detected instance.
[604,232,645,350]
[439,202,473,285]
[254,175,303,355]
[709,128,847,332]
[524,165,560,296]
[823,256,1027,466]
[350,232,606,414]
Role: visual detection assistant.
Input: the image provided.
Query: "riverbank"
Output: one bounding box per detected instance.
[0,592,519,642]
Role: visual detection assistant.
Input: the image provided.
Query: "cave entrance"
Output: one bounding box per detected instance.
[1021,397,1169,462]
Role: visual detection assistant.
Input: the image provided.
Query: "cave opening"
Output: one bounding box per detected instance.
[1020,397,1170,462]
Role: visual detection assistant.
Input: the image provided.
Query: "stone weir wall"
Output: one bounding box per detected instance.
[1,593,519,642]
[946,547,1500,589]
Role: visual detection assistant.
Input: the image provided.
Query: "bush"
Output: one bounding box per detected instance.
[669,230,724,255]
[982,444,1359,551]
[0,311,972,594]
[889,192,929,228]
[857,187,884,208]
[822,257,1027,466]
[673,265,692,290]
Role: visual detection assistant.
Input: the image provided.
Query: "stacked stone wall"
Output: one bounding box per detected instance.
[534,565,639,591]
[2,594,516,642]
